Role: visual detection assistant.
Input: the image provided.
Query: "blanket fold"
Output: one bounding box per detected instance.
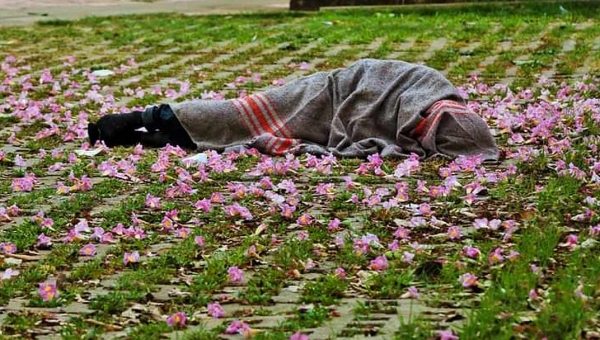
[170,59,498,160]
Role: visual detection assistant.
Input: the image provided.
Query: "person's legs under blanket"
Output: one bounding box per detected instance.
[166,70,332,155]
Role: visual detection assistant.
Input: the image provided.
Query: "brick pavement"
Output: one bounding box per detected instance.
[0,7,599,339]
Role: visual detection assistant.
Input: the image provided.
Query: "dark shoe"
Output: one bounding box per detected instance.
[88,122,144,147]
[139,131,173,148]
[88,111,143,147]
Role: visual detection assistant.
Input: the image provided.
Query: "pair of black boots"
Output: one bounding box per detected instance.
[87,104,195,149]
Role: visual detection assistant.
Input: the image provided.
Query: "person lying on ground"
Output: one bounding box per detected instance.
[88,58,499,160]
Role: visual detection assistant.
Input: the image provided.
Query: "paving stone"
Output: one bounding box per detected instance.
[259,302,297,314]
[61,301,94,314]
[87,287,112,300]
[1,8,599,340]
[90,194,131,216]
[324,44,352,58]
[271,288,300,304]
[72,244,112,267]
[500,22,563,85]
[575,36,600,77]
[420,37,448,61]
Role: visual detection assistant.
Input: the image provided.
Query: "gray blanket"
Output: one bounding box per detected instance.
[170,59,498,160]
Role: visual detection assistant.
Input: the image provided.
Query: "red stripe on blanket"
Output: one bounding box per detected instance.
[276,138,295,154]
[253,93,289,155]
[232,100,261,137]
[234,94,297,155]
[255,94,293,139]
[246,97,275,134]
[413,100,470,138]
[245,96,281,152]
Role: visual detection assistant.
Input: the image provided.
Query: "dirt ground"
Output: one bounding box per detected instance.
[0,0,289,26]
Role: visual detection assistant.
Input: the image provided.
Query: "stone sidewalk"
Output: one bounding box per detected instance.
[0,0,289,26]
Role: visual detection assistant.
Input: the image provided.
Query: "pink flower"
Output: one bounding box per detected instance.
[14,154,25,167]
[429,185,448,198]
[297,213,313,226]
[193,198,212,212]
[37,233,52,248]
[11,173,37,192]
[79,243,96,257]
[176,228,191,239]
[161,217,175,231]
[590,224,600,236]
[290,332,309,340]
[402,251,415,263]
[343,176,358,190]
[6,204,20,216]
[40,218,54,228]
[112,223,126,235]
[334,267,346,279]
[91,227,105,241]
[225,320,251,335]
[195,235,205,247]
[328,218,341,231]
[530,264,542,276]
[565,234,578,250]
[123,251,140,265]
[418,203,432,215]
[166,210,181,221]
[488,248,504,264]
[207,302,225,318]
[369,255,388,271]
[528,288,539,300]
[145,194,161,209]
[272,78,285,86]
[299,62,310,70]
[507,250,520,262]
[278,179,297,194]
[166,312,186,328]
[246,245,258,257]
[101,232,114,244]
[279,203,296,219]
[446,226,462,240]
[394,227,410,239]
[436,329,459,340]
[227,266,244,282]
[297,230,309,241]
[1,268,19,280]
[462,246,481,259]
[0,242,17,254]
[403,286,420,299]
[473,218,489,229]
[458,273,478,288]
[39,282,59,301]
[210,192,224,203]
[353,233,380,255]
[223,203,253,220]
[74,220,90,234]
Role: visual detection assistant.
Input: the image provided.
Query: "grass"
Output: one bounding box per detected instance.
[0,1,599,339]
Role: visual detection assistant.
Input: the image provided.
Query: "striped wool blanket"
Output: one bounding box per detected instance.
[170,59,498,160]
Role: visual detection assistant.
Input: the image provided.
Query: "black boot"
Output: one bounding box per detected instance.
[88,122,144,148]
[139,131,174,148]
[88,111,144,147]
[89,105,195,149]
